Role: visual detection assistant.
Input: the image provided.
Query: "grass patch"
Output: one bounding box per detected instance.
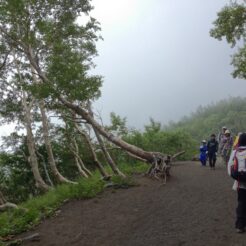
[117,161,149,175]
[0,162,148,240]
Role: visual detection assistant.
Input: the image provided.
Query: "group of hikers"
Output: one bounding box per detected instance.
[199,127,246,233]
[199,126,233,169]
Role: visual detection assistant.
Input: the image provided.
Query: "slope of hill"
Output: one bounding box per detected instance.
[166,97,246,142]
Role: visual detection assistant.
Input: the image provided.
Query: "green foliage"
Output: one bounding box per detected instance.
[110,176,137,188]
[106,112,128,136]
[116,162,149,176]
[166,97,246,142]
[0,0,102,102]
[232,45,246,79]
[0,129,99,204]
[122,120,197,161]
[210,1,246,79]
[0,163,147,238]
[0,152,37,203]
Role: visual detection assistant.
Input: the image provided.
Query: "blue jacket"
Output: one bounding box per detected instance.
[199,145,207,161]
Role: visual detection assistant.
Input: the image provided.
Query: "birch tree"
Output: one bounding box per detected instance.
[0,0,168,167]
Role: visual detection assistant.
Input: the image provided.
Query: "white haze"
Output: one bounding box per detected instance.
[91,0,246,129]
[0,0,245,137]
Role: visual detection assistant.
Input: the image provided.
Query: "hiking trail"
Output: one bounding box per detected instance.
[19,162,245,246]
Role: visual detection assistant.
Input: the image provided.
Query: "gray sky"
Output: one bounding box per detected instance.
[91,0,246,129]
[0,0,245,137]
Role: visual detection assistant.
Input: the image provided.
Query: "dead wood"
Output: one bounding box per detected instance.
[146,151,185,184]
[0,202,18,211]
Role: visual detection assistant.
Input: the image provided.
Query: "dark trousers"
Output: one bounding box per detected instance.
[208,153,216,168]
[236,189,246,229]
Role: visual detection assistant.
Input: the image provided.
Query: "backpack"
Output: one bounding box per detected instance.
[231,150,246,182]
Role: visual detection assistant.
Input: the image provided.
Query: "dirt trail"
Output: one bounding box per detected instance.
[19,162,246,246]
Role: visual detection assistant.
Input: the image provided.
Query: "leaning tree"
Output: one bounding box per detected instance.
[0,0,169,169]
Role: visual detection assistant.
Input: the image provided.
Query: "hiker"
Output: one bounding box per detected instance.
[228,133,246,233]
[221,129,233,165]
[207,134,218,170]
[199,140,207,166]
[218,126,227,154]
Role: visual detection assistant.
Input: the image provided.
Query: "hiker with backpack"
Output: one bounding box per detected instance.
[228,133,246,233]
[199,140,207,166]
[207,134,218,170]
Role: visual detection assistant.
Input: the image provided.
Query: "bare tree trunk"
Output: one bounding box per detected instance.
[22,92,50,191]
[36,150,54,187]
[74,155,89,178]
[87,104,125,177]
[67,137,89,178]
[14,53,49,191]
[58,98,155,162]
[38,100,74,184]
[72,138,92,177]
[74,123,110,178]
[94,128,126,177]
[30,64,73,185]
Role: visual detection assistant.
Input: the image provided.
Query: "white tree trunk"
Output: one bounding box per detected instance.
[74,123,110,178]
[87,102,125,177]
[22,92,50,191]
[30,64,74,184]
[36,150,54,187]
[72,138,92,177]
[14,53,49,191]
[38,100,74,184]
[72,152,89,178]
[59,98,154,162]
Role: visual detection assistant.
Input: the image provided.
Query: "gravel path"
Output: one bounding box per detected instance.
[19,162,246,246]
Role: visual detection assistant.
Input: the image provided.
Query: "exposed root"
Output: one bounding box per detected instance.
[146,151,185,184]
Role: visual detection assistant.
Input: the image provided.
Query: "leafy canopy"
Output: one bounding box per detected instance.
[0,0,102,101]
[210,1,246,79]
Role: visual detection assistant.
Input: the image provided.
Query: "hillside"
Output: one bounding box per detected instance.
[166,97,246,142]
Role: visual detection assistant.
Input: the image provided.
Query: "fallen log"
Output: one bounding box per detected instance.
[21,233,40,242]
[146,151,185,184]
[172,151,186,160]
[6,233,40,246]
[0,202,18,211]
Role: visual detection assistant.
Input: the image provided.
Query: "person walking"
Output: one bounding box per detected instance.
[228,133,246,233]
[199,140,207,166]
[218,126,227,154]
[221,129,233,165]
[207,134,218,170]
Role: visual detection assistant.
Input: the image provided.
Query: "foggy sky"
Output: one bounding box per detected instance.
[91,0,246,129]
[0,0,245,137]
